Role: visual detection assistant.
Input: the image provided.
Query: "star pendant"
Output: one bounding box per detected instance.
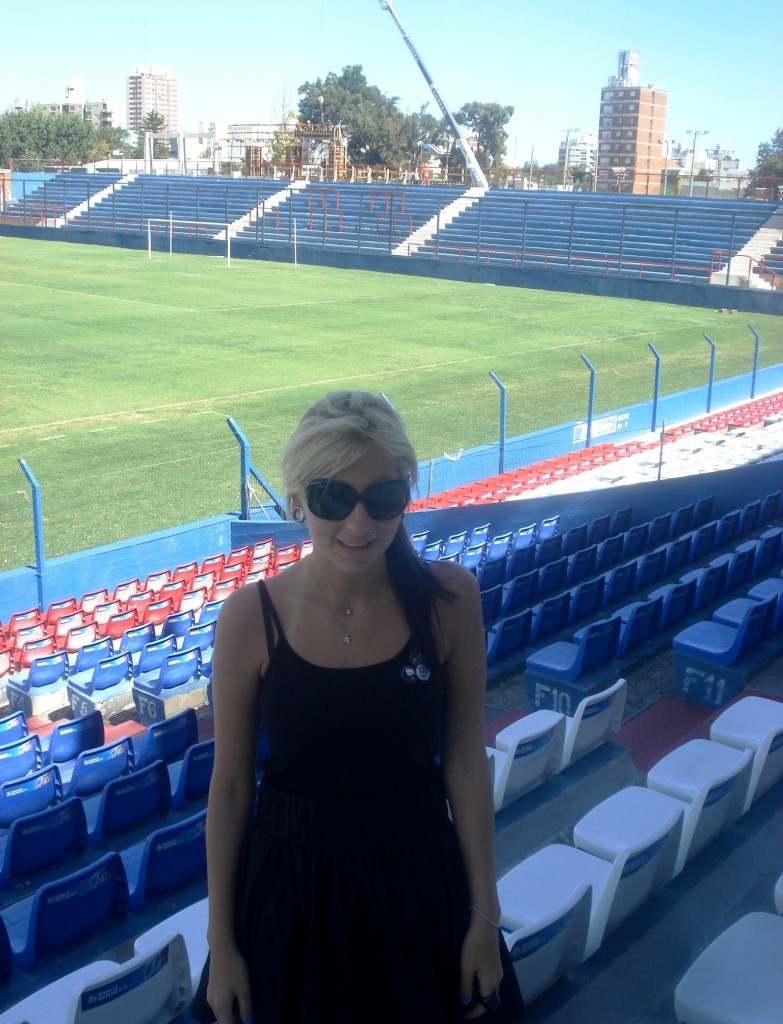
[342,633,352,645]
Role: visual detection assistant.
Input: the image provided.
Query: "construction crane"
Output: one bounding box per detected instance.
[377,0,489,189]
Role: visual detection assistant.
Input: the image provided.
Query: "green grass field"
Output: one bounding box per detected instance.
[2,235,782,573]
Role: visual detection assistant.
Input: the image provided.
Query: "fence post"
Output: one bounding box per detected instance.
[648,342,662,432]
[489,372,507,474]
[703,333,717,413]
[748,324,761,399]
[581,355,596,449]
[227,418,285,521]
[18,459,46,611]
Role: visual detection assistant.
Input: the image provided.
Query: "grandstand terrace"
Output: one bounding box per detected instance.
[1,392,782,1021]
[2,173,782,311]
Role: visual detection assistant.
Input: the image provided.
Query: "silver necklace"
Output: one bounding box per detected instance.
[308,560,367,645]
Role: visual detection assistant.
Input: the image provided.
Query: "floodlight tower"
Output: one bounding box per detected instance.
[377,0,489,188]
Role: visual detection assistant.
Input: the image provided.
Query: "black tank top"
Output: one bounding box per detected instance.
[256,582,446,800]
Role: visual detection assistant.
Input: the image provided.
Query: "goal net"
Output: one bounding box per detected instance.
[146,216,232,265]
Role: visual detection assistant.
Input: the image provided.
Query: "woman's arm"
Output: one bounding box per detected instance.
[436,564,503,1018]
[205,583,267,1024]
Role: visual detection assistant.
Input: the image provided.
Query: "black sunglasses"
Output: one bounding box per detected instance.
[304,478,410,521]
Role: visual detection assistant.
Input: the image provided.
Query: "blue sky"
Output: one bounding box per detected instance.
[2,0,780,167]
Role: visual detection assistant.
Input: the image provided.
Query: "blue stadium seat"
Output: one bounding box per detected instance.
[68,635,114,673]
[0,711,27,746]
[612,596,663,657]
[84,759,172,846]
[566,544,598,586]
[40,710,104,766]
[634,548,666,591]
[562,524,588,557]
[679,562,728,615]
[122,808,207,912]
[460,543,487,574]
[527,615,621,683]
[506,544,536,580]
[486,610,532,667]
[60,736,135,799]
[596,534,624,572]
[648,580,696,631]
[0,763,62,830]
[500,570,539,616]
[12,650,69,689]
[1,851,128,971]
[536,534,563,568]
[134,645,202,695]
[601,562,637,607]
[587,514,612,546]
[530,593,570,643]
[622,523,649,560]
[169,738,215,809]
[0,734,42,784]
[0,795,87,888]
[132,633,177,678]
[672,598,772,666]
[567,576,605,626]
[132,708,199,768]
[476,553,508,592]
[67,651,132,698]
[537,557,567,598]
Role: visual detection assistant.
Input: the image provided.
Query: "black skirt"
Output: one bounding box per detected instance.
[191,782,524,1024]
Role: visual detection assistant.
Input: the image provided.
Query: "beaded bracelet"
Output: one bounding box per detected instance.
[470,905,501,929]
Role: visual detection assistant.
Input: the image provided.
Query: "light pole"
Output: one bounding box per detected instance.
[687,128,709,197]
[661,138,671,195]
[560,126,579,189]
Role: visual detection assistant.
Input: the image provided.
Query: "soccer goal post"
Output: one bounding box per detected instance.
[146,215,232,266]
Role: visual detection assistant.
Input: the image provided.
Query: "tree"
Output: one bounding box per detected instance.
[753,128,783,177]
[139,111,170,158]
[454,102,514,167]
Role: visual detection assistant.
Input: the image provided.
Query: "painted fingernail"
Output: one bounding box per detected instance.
[460,994,471,1005]
[244,1016,255,1024]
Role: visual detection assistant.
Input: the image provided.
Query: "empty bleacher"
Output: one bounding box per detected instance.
[5,173,779,288]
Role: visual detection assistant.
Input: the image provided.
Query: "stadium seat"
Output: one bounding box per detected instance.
[0,764,62,829]
[122,808,207,912]
[503,882,591,1004]
[646,738,753,874]
[0,711,27,745]
[68,635,113,674]
[40,710,104,765]
[559,678,627,771]
[674,912,783,1024]
[84,758,172,846]
[486,610,532,666]
[498,826,674,961]
[567,576,605,625]
[648,579,695,631]
[4,932,191,1024]
[132,707,199,767]
[529,593,570,643]
[672,597,773,666]
[134,645,202,695]
[132,633,177,678]
[500,571,538,616]
[0,851,128,971]
[611,596,662,658]
[526,616,620,684]
[572,783,683,929]
[133,897,209,996]
[169,738,215,809]
[0,795,87,888]
[489,711,565,811]
[0,734,42,784]
[59,735,135,799]
[709,695,783,812]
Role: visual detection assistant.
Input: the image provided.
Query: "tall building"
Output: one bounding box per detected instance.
[596,51,667,194]
[127,67,179,133]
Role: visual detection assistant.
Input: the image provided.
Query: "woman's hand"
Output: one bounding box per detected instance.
[206,946,254,1024]
[459,915,504,1018]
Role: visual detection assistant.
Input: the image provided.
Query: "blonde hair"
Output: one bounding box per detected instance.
[282,391,418,516]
